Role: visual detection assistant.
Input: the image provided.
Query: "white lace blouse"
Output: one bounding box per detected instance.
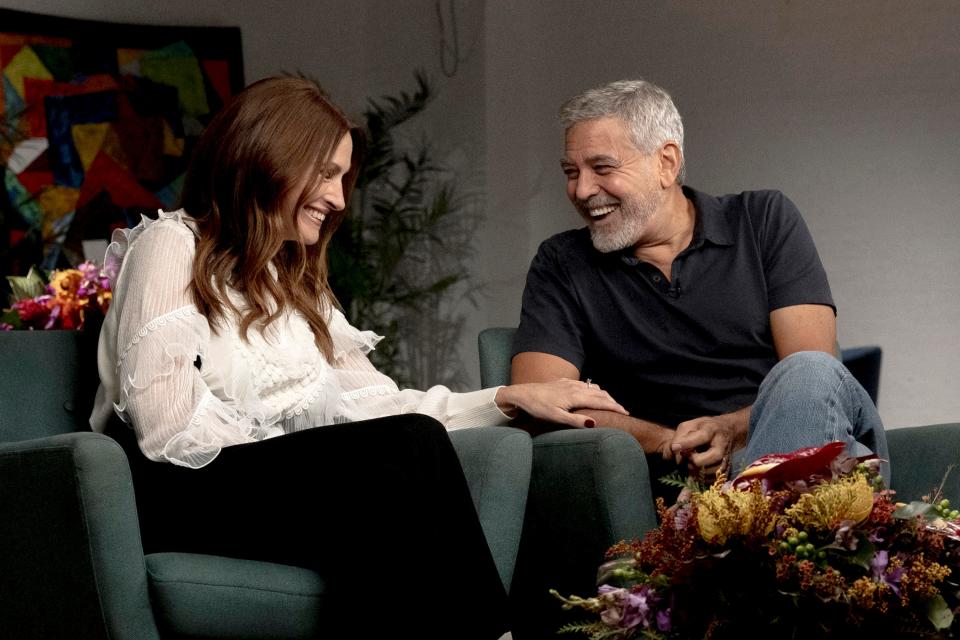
[89,210,509,468]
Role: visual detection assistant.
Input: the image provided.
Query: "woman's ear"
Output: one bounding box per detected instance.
[657,142,683,187]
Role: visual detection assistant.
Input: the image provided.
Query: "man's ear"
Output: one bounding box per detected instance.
[657,142,683,187]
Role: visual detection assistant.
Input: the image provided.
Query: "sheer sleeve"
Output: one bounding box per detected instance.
[103,212,282,468]
[327,308,510,429]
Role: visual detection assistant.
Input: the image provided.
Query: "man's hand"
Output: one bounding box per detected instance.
[669,407,751,476]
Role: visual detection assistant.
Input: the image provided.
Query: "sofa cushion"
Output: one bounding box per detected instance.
[146,552,326,639]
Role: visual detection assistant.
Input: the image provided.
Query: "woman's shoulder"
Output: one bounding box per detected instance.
[104,210,198,280]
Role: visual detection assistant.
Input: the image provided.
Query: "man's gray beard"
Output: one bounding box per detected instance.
[589,192,660,253]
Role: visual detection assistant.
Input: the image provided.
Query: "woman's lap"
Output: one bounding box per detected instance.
[109,413,509,638]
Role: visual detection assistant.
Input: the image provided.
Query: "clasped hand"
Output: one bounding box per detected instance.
[667,414,748,477]
[495,379,627,429]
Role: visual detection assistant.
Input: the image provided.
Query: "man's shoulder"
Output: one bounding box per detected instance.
[535,226,593,258]
[689,186,789,215]
[688,187,802,239]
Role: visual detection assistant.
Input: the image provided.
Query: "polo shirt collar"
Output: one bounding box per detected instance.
[684,185,735,248]
[612,185,736,265]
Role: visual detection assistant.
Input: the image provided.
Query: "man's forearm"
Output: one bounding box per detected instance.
[510,409,674,455]
[573,409,675,455]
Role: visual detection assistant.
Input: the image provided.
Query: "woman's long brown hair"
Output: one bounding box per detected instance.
[179,76,363,360]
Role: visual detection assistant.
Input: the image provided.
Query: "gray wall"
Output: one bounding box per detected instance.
[4,0,957,428]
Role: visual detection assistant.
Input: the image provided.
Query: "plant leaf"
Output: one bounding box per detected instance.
[7,267,46,302]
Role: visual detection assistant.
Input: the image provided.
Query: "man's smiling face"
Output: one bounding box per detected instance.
[561,116,664,253]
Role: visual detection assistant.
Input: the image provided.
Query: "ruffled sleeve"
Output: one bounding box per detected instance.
[93,211,283,468]
[328,308,511,429]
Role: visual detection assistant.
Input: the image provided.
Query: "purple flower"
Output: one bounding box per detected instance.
[871,550,904,595]
[598,584,667,631]
[598,585,649,629]
[656,607,672,632]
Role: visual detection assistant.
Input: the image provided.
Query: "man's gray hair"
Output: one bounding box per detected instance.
[559,79,685,183]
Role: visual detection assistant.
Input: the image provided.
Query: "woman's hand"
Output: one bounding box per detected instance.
[494,379,628,429]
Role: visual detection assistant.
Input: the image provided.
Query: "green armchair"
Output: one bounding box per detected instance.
[0,330,532,638]
[479,326,960,640]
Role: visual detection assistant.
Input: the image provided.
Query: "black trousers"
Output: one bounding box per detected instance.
[109,414,509,639]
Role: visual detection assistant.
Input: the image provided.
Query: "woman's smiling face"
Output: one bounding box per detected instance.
[290,131,353,245]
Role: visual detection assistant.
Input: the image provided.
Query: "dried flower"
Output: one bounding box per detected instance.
[785,472,875,530]
[553,442,960,639]
[696,480,774,545]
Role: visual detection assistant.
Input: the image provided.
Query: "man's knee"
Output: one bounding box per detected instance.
[765,350,843,385]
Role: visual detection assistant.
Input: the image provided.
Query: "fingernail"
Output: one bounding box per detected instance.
[584,418,596,428]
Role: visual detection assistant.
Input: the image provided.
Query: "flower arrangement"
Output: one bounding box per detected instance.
[2,261,111,330]
[552,442,960,639]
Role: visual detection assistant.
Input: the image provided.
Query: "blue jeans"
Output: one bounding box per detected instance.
[736,351,889,483]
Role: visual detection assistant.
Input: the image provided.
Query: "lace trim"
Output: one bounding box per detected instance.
[284,375,326,418]
[116,305,202,369]
[341,384,396,401]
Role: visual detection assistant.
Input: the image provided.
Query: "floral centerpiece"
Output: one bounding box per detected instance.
[552,442,960,639]
[2,261,111,330]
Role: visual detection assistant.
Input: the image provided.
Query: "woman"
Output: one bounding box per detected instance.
[90,76,624,637]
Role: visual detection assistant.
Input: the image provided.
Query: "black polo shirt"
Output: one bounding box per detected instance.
[513,186,835,426]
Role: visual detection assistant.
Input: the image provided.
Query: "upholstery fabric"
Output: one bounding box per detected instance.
[0,331,86,439]
[0,432,159,639]
[508,428,657,639]
[887,423,960,501]
[449,425,533,591]
[146,552,326,639]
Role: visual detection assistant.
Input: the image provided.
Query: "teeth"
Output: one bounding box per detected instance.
[308,212,326,223]
[589,204,617,218]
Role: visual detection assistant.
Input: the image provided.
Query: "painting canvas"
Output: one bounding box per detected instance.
[0,8,243,287]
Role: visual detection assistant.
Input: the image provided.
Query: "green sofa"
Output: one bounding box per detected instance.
[0,330,533,638]
[478,327,960,640]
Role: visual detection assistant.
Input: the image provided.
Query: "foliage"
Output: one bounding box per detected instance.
[552,442,960,639]
[329,71,479,388]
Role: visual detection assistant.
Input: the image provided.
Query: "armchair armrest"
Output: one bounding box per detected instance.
[509,428,658,639]
[0,432,159,639]
[449,426,533,592]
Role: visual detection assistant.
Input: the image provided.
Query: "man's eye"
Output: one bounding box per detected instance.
[563,169,579,180]
[594,165,613,174]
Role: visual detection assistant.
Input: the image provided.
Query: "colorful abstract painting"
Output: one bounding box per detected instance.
[0,8,243,287]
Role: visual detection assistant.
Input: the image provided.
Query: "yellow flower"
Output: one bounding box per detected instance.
[696,482,775,545]
[48,268,84,301]
[785,473,874,530]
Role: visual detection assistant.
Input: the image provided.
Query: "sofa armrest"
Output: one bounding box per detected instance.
[449,426,532,592]
[509,428,658,640]
[887,423,960,501]
[0,432,159,639]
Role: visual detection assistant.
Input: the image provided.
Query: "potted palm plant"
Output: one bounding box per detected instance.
[329,72,480,389]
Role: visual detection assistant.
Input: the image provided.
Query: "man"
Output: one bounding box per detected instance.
[512,79,886,483]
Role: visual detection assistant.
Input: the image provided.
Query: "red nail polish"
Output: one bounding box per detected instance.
[584,418,596,428]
